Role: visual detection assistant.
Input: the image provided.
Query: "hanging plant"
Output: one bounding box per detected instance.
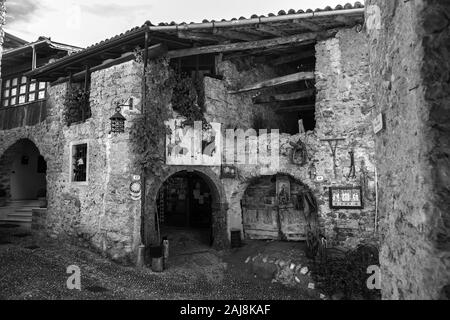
[170,69,210,130]
[63,86,91,125]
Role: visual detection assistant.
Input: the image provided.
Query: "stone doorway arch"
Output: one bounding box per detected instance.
[143,166,228,249]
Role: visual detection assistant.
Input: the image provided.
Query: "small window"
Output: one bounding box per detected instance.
[1,75,48,107]
[72,143,88,182]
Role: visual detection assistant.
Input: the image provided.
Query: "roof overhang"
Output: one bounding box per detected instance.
[26,6,365,83]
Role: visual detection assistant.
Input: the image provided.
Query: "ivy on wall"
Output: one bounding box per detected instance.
[130,57,172,177]
[63,85,91,126]
[130,57,211,176]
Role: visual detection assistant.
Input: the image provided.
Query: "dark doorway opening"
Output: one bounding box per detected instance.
[157,171,213,251]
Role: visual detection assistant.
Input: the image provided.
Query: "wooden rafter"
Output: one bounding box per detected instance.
[293,19,322,32]
[212,28,262,41]
[229,71,314,94]
[253,89,315,103]
[166,30,336,59]
[177,31,227,43]
[255,24,288,37]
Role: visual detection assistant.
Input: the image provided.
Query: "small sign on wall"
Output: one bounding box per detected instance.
[329,186,363,209]
[372,113,384,134]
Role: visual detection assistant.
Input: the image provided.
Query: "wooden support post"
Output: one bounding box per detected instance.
[31,45,37,70]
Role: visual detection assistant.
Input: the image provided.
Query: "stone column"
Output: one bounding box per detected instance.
[366,0,450,300]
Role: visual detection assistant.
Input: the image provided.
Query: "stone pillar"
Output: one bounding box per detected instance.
[366,0,450,299]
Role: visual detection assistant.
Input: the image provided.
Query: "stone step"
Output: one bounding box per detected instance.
[0,217,32,223]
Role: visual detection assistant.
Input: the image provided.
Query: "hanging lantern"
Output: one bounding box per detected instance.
[109,105,126,133]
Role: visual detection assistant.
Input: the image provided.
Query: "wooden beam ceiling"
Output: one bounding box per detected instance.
[166,30,335,59]
[229,71,315,94]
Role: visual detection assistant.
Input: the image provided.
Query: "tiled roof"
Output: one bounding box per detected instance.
[27,2,365,81]
[155,2,364,25]
[85,2,364,50]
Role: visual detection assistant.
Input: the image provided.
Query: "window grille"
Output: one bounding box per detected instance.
[72,144,87,182]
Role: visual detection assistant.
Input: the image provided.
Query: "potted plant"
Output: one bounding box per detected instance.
[0,188,6,207]
[37,188,47,208]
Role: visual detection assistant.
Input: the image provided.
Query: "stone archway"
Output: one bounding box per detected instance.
[144,166,228,249]
[0,138,48,228]
[230,172,317,242]
[0,138,47,201]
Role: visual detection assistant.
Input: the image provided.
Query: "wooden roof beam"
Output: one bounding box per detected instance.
[253,89,315,103]
[255,24,288,37]
[293,19,322,32]
[272,49,315,65]
[166,30,335,59]
[213,28,262,41]
[229,71,314,94]
[177,31,227,43]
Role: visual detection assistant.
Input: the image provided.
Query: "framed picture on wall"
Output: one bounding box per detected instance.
[276,175,290,206]
[329,186,363,209]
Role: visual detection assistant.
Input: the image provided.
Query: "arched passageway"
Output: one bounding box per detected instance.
[0,139,47,201]
[155,169,225,253]
[0,139,47,226]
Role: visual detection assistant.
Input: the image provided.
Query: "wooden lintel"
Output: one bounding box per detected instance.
[229,71,314,94]
[275,104,315,113]
[272,50,315,66]
[166,30,336,59]
[254,89,315,103]
[51,43,167,85]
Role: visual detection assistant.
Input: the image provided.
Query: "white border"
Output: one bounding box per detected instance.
[69,139,90,185]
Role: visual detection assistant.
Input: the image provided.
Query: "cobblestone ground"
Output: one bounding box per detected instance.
[0,226,314,300]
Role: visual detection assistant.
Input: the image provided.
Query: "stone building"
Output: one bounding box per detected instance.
[366,0,449,300]
[1,4,379,264]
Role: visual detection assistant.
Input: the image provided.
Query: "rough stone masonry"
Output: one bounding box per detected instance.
[366,0,450,300]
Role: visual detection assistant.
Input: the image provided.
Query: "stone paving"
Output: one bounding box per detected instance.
[0,226,316,300]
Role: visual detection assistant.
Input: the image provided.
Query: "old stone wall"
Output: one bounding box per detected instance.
[0,60,144,263]
[366,0,450,299]
[204,57,284,131]
[218,28,376,248]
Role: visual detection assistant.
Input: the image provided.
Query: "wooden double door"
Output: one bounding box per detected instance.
[241,176,311,241]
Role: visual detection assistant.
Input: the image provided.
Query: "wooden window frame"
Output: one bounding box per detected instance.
[1,74,48,108]
[69,141,89,185]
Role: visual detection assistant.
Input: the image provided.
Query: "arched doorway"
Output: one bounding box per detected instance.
[241,174,317,241]
[0,139,47,226]
[155,170,219,253]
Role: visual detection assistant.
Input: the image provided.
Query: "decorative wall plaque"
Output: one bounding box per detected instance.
[329,186,363,209]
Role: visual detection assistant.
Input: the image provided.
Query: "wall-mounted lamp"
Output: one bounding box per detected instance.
[109,103,127,133]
